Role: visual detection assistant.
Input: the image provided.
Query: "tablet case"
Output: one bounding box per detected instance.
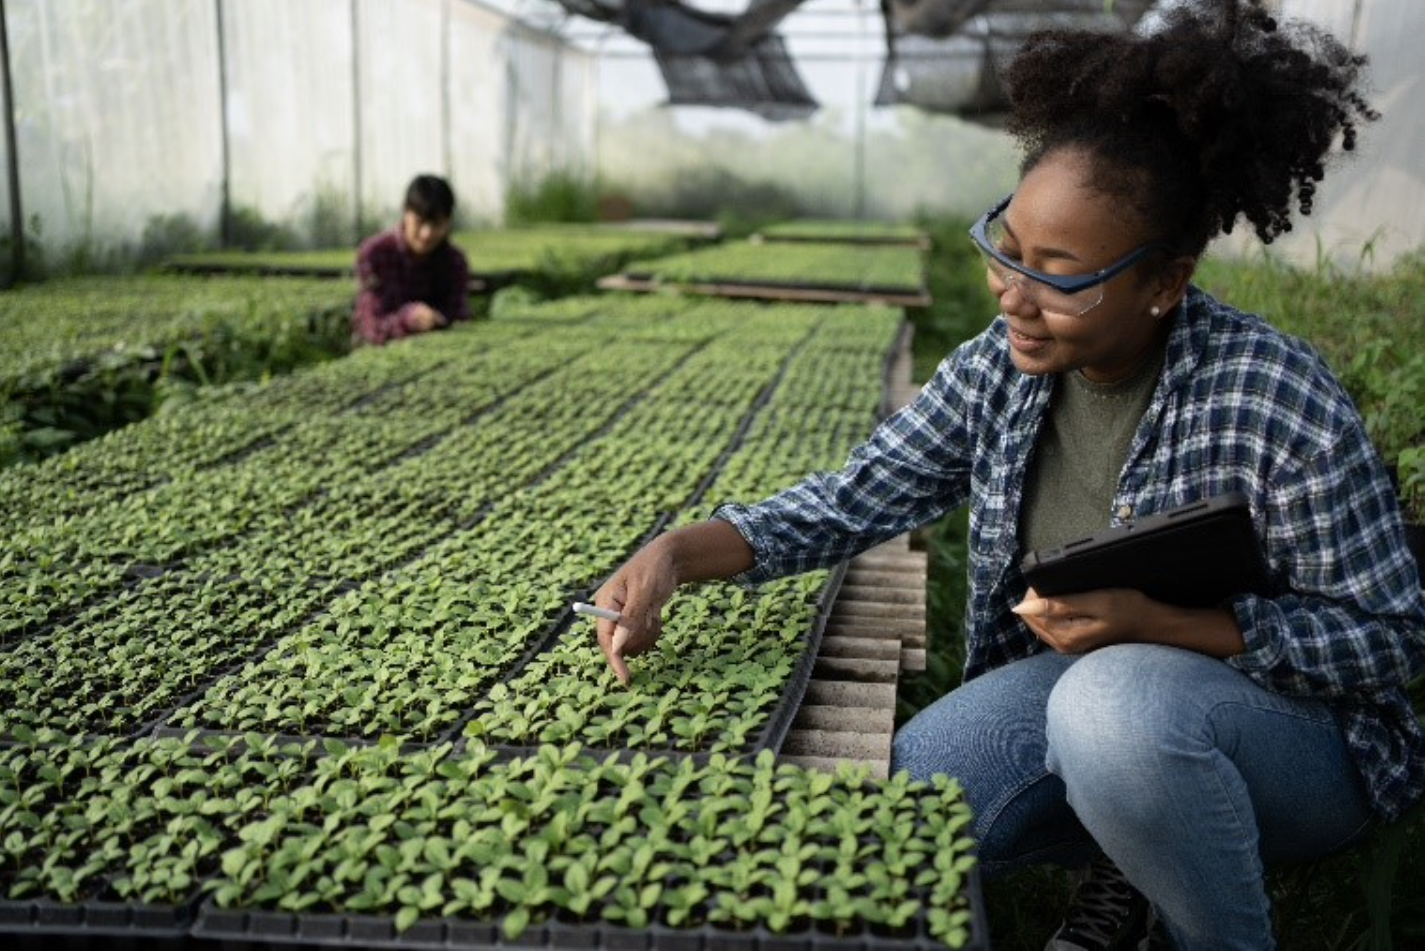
[1019,493,1271,608]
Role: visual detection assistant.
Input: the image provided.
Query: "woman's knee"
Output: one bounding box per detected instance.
[890,714,945,783]
[1044,645,1199,787]
[894,653,1087,858]
[895,703,1093,872]
[894,652,1073,786]
[891,691,1021,786]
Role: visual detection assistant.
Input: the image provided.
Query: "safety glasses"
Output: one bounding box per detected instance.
[969,194,1161,317]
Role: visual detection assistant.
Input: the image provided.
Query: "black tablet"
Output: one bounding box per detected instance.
[1019,493,1271,608]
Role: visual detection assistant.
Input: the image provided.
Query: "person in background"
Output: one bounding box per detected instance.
[352,174,470,345]
[588,2,1424,949]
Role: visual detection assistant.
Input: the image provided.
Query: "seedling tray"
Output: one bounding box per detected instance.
[0,894,196,940]
[596,274,932,309]
[1,293,959,951]
[462,558,850,764]
[191,868,990,950]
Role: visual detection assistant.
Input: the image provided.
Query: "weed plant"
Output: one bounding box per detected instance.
[1196,248,1425,521]
[904,215,1424,949]
[602,165,808,239]
[504,170,601,225]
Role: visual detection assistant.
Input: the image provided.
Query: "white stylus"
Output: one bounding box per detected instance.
[572,601,623,623]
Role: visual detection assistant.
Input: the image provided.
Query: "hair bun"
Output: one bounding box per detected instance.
[1003,0,1376,251]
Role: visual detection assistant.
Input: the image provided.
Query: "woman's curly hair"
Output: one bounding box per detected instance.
[1002,0,1377,256]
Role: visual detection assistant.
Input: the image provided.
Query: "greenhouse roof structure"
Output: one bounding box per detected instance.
[482,0,1158,120]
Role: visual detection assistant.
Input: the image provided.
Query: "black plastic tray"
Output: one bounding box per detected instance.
[190,864,990,951]
[0,894,196,940]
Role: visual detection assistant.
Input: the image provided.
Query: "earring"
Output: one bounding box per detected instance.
[1150,306,1161,317]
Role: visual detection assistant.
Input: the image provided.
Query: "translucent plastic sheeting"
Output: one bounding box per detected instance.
[448,1,509,221]
[885,0,1153,40]
[226,0,595,234]
[4,1,223,252]
[222,0,357,242]
[0,0,595,261]
[356,0,448,228]
[873,31,1013,120]
[1261,0,1425,268]
[505,21,598,193]
[876,4,1152,117]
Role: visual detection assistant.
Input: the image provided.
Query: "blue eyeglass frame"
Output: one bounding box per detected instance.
[968,194,1162,294]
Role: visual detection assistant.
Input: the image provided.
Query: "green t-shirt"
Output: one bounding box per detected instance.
[1019,349,1165,555]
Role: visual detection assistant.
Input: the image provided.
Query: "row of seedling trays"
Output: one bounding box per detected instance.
[1,295,985,947]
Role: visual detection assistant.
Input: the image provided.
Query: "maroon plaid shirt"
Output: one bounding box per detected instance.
[352,227,471,345]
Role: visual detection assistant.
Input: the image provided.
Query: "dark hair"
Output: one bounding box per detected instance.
[404,174,456,222]
[1002,0,1377,257]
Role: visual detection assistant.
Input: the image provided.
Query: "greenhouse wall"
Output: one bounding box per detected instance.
[592,64,1021,226]
[0,0,594,273]
[504,17,597,193]
[1260,0,1424,269]
[0,0,1414,273]
[223,1,357,244]
[3,1,224,260]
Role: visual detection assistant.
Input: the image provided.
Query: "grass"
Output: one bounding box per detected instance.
[903,215,1425,950]
[503,169,600,224]
[1196,247,1425,519]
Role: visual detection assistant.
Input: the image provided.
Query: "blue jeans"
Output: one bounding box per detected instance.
[892,645,1375,950]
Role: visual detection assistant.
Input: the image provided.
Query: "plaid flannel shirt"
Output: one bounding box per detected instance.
[352,227,471,345]
[716,286,1425,821]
